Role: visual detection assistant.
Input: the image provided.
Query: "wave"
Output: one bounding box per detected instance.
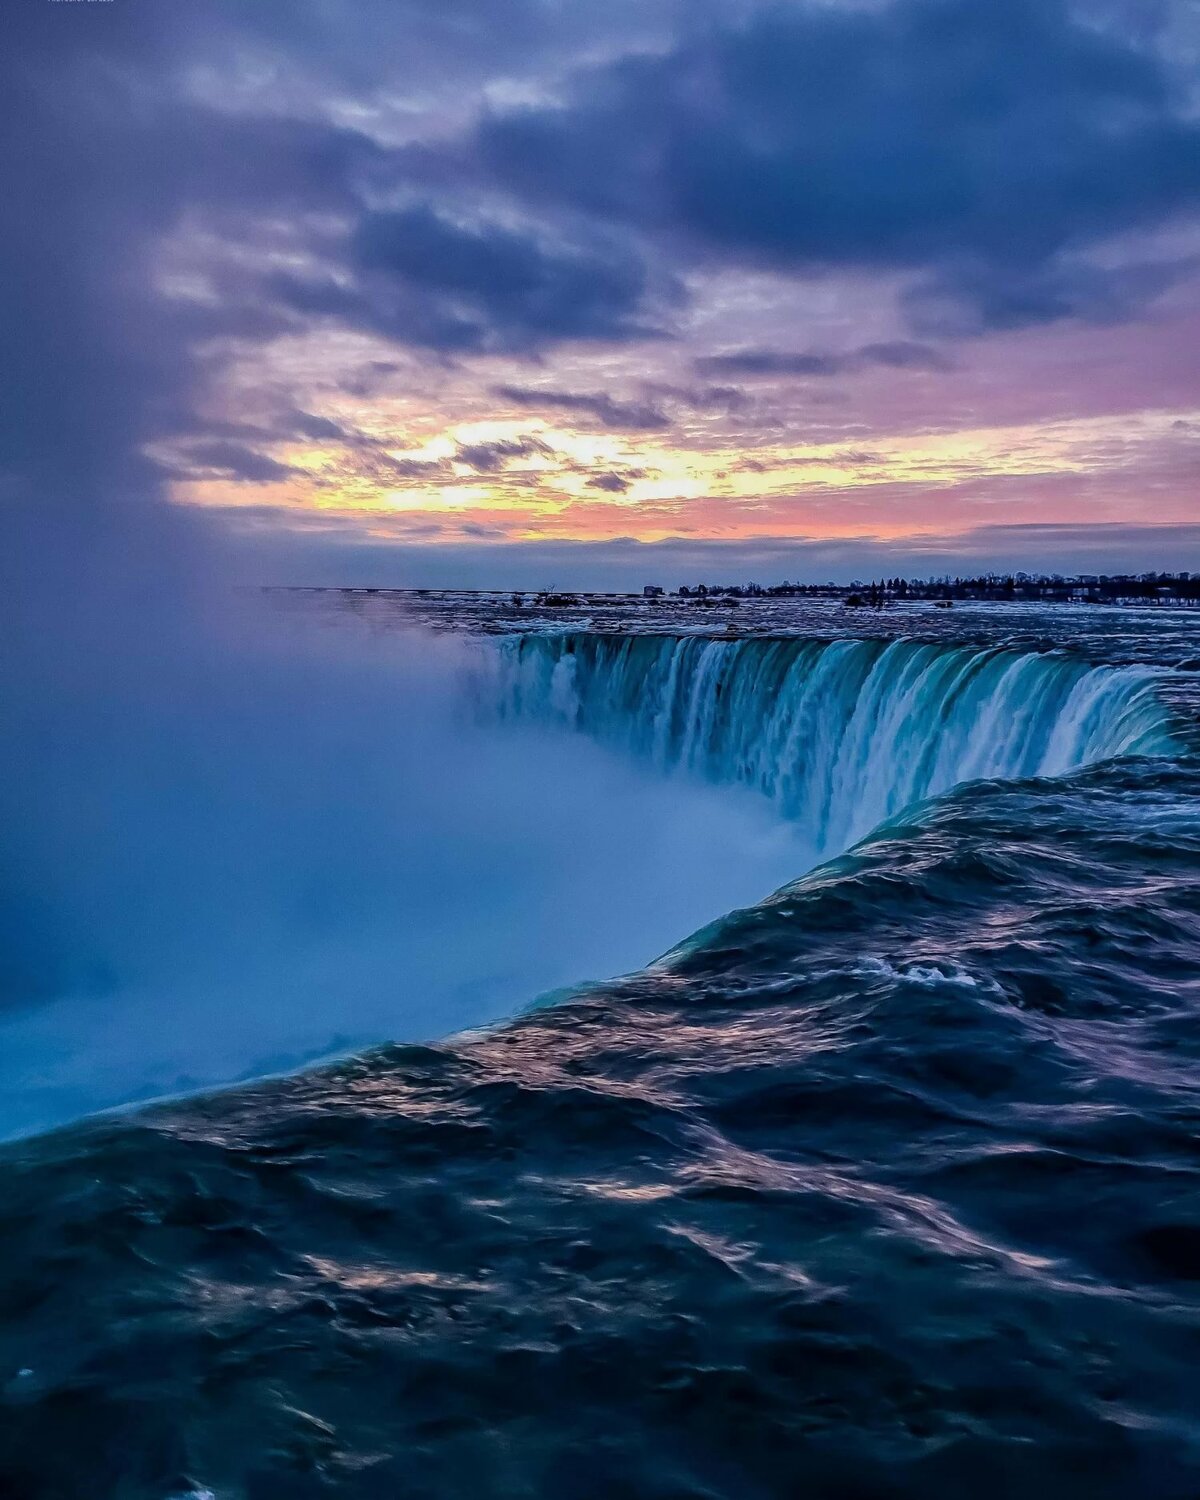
[489,634,1177,856]
[2,756,1197,1499]
[1,625,1179,1141]
[1,614,1197,1494]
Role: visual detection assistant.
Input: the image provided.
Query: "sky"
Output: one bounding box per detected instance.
[5,0,1200,587]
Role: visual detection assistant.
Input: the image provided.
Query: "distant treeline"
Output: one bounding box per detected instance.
[673,572,1200,605]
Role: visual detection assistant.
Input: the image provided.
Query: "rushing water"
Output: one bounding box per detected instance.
[489,634,1177,855]
[1,604,1199,1499]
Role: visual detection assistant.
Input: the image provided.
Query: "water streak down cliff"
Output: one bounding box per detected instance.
[491,634,1176,856]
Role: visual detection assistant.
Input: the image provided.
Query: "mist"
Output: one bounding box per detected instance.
[0,510,810,1138]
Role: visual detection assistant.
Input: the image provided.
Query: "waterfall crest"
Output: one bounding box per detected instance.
[489,634,1176,856]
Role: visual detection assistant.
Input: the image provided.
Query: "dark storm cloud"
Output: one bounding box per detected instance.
[384,457,455,480]
[454,436,555,472]
[587,472,633,493]
[268,208,673,355]
[492,386,674,431]
[699,352,846,378]
[277,411,353,443]
[857,342,957,372]
[0,2,384,503]
[903,254,1199,334]
[642,383,751,411]
[0,0,673,507]
[182,442,300,484]
[5,0,1199,544]
[696,342,955,378]
[492,381,751,431]
[328,205,673,352]
[477,0,1200,328]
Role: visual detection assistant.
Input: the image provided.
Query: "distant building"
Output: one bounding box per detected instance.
[643,584,664,598]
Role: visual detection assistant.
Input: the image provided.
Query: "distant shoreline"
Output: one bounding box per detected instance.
[267,575,1200,608]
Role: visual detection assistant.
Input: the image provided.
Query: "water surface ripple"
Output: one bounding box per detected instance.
[2,748,1199,1498]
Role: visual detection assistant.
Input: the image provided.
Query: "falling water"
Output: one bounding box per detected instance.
[489,634,1176,856]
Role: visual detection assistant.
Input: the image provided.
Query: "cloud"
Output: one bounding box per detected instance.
[699,351,845,378]
[477,0,1200,329]
[270,203,675,353]
[276,410,353,443]
[857,341,956,371]
[696,341,954,378]
[492,385,673,431]
[587,472,633,493]
[4,0,1198,583]
[904,254,1199,334]
[383,456,455,480]
[182,441,300,483]
[454,436,554,472]
[189,0,679,105]
[0,6,383,507]
[0,3,677,513]
[638,382,750,411]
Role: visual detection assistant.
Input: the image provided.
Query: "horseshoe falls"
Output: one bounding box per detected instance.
[489,633,1177,858]
[3,601,1200,1500]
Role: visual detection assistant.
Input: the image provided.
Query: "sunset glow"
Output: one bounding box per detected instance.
[8,0,1199,583]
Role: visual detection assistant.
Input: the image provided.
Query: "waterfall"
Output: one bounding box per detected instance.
[487,634,1176,857]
